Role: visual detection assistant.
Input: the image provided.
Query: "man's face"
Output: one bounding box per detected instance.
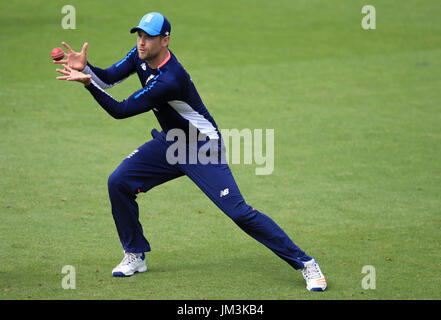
[137,30,168,61]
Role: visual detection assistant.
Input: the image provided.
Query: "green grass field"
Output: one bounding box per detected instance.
[1,0,440,300]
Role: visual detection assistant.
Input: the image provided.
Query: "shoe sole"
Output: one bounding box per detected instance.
[112,265,147,277]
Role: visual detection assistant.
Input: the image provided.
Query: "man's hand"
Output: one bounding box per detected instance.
[53,41,88,71]
[56,64,92,86]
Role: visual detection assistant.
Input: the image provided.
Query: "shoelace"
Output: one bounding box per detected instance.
[302,261,322,280]
[118,252,139,266]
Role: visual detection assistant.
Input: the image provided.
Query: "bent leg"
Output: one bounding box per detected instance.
[108,137,183,253]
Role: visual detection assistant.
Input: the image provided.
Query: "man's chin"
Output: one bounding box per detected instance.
[138,51,148,60]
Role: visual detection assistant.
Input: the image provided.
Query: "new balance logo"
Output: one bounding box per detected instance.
[145,74,154,85]
[220,188,229,197]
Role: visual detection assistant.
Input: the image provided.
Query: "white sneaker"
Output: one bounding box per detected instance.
[112,252,147,277]
[301,259,327,291]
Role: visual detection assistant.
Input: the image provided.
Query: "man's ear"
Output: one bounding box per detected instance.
[161,35,170,47]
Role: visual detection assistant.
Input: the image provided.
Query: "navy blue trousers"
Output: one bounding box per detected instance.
[107,130,311,269]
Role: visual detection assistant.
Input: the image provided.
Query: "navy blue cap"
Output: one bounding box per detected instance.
[130,12,171,36]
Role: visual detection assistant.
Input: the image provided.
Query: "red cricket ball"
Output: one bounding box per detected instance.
[51,47,65,61]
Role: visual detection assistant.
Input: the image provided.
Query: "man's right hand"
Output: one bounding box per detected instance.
[53,41,88,71]
[56,64,92,86]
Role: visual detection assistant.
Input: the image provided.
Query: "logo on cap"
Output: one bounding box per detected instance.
[144,14,154,23]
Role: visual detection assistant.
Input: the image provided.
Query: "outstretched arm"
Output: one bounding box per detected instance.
[53,42,136,89]
[56,65,177,119]
[82,46,137,89]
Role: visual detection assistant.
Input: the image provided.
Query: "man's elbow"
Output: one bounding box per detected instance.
[112,113,128,120]
[107,110,128,120]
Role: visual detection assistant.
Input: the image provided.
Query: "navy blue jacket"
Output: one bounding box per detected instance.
[84,47,220,140]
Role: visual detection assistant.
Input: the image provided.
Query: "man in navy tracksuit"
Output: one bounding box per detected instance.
[54,12,326,291]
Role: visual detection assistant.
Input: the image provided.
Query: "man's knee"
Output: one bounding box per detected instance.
[225,200,257,224]
[108,168,131,194]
